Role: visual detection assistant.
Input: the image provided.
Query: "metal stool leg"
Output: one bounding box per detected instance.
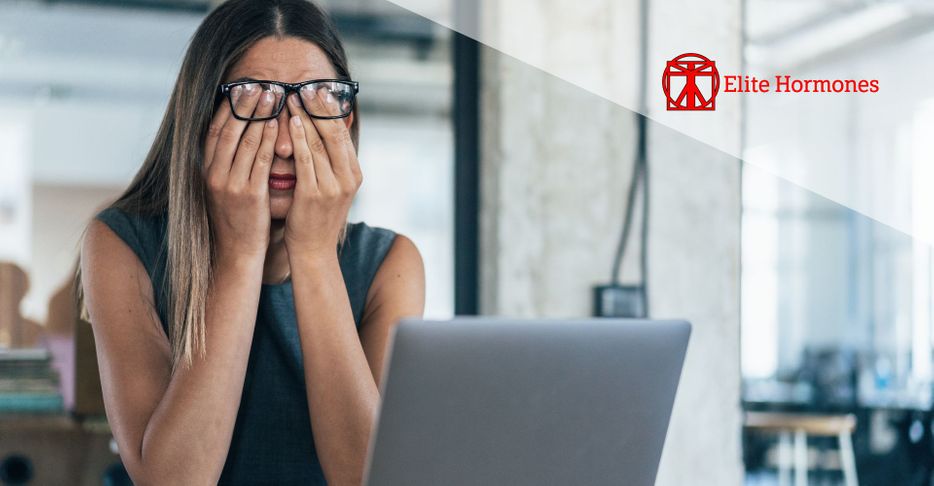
[778,430,792,486]
[794,429,808,486]
[838,431,858,486]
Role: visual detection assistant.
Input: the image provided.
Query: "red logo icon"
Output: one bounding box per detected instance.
[663,53,720,111]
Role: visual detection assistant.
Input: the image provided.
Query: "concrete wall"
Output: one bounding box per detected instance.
[478,1,743,484]
[478,57,640,317]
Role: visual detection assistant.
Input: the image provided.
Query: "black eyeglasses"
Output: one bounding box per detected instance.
[217,79,359,121]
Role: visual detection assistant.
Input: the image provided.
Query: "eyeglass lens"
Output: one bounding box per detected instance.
[230,81,354,120]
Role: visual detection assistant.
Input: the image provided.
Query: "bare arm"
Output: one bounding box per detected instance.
[81,220,264,485]
[283,90,426,485]
[290,234,426,486]
[358,234,427,391]
[81,82,279,485]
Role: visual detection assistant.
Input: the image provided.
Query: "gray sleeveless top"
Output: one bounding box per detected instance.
[95,206,397,485]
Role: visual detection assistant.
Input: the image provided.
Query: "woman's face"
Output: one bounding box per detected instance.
[223,36,354,220]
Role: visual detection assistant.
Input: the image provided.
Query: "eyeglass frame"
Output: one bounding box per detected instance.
[217,78,360,121]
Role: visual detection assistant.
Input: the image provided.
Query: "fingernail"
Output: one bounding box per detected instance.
[262,91,273,104]
[244,83,256,94]
[291,116,301,126]
[232,85,242,103]
[267,118,277,128]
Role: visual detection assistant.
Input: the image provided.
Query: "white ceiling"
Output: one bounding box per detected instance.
[746,0,934,71]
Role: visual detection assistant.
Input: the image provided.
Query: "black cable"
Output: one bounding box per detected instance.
[637,0,650,316]
[610,144,644,285]
[639,117,649,315]
[609,0,650,318]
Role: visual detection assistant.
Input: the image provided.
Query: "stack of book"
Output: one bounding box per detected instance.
[0,347,64,413]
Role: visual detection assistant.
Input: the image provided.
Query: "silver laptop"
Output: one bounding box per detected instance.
[363,317,691,486]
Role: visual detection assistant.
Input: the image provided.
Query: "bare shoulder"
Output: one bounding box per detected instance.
[82,218,131,262]
[81,218,164,338]
[81,218,148,295]
[362,231,426,322]
[382,233,423,275]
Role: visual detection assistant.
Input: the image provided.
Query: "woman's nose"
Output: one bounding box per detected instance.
[274,110,293,160]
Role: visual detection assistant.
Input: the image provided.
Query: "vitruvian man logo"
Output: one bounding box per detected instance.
[662,53,720,111]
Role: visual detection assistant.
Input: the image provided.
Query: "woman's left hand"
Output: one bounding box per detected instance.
[284,91,362,259]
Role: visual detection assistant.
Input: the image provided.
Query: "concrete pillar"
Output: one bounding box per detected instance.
[477,1,744,485]
[646,2,743,484]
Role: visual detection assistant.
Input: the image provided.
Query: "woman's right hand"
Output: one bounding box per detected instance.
[203,84,279,260]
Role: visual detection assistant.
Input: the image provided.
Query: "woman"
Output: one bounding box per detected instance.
[78,0,426,484]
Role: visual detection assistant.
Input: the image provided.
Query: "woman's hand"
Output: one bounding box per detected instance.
[284,90,363,259]
[203,84,279,260]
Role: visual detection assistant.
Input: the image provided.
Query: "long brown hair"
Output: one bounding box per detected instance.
[78,0,359,371]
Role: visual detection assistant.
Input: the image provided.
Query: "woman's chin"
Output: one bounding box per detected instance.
[270,198,291,221]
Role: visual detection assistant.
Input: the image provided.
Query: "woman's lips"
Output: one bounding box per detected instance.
[269,173,296,191]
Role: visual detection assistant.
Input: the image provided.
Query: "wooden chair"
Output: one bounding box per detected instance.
[0,262,45,348]
[745,411,858,486]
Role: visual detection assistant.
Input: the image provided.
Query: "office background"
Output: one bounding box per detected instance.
[0,0,932,485]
